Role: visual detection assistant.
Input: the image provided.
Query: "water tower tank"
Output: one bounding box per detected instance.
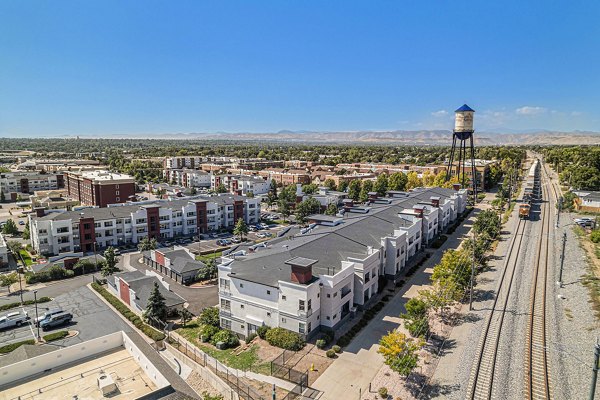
[454,104,475,139]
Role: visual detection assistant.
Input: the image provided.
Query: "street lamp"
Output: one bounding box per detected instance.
[33,290,40,341]
[17,267,24,305]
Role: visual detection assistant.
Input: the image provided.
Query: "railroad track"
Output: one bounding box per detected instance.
[467,217,527,399]
[525,165,551,400]
[524,160,559,400]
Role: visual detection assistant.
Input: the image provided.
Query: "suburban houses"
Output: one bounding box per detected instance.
[28,194,261,256]
[142,246,207,284]
[217,186,467,340]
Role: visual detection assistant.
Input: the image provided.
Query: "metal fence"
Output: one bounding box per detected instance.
[168,334,265,400]
[270,350,309,390]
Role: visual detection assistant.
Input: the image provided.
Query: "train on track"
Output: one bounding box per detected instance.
[520,159,541,219]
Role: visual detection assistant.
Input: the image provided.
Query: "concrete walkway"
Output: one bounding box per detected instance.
[312,208,481,399]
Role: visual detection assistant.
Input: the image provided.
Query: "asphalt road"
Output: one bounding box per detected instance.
[0,285,132,347]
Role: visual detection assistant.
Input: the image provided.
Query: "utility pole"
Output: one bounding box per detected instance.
[590,340,600,400]
[558,232,567,288]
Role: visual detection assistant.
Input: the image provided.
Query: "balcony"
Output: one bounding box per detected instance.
[298,308,313,318]
[219,289,231,296]
[341,288,352,299]
[219,309,232,317]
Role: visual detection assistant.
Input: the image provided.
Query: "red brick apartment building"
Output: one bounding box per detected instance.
[65,170,136,207]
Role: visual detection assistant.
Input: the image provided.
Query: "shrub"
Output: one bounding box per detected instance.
[257,325,270,339]
[43,330,69,342]
[591,230,600,243]
[25,266,74,284]
[198,307,220,327]
[246,333,257,343]
[378,387,388,398]
[201,324,220,341]
[265,327,305,351]
[316,339,326,349]
[0,339,36,354]
[326,349,336,358]
[210,329,240,348]
[332,345,341,353]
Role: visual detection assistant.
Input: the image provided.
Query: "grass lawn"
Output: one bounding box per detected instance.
[19,249,32,266]
[176,322,271,374]
[196,251,223,263]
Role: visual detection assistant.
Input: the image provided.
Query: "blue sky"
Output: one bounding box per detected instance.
[1,1,599,137]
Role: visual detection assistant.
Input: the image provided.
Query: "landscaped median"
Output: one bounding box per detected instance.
[43,330,69,342]
[90,282,165,342]
[0,339,36,354]
[0,296,51,312]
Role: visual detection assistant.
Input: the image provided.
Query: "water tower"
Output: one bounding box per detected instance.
[446,104,477,197]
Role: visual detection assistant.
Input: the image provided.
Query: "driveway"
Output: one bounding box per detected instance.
[126,252,218,315]
[0,285,132,347]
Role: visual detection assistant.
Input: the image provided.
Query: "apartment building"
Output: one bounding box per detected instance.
[0,172,64,197]
[211,174,271,195]
[164,168,211,188]
[65,170,136,207]
[258,169,311,186]
[218,187,467,339]
[29,194,261,256]
[163,156,205,170]
[17,159,105,172]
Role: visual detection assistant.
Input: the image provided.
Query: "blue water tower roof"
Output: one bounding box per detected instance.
[455,104,475,112]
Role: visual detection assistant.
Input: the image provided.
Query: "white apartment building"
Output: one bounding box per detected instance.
[164,156,205,170]
[29,194,261,256]
[211,174,272,196]
[218,187,467,339]
[164,169,211,188]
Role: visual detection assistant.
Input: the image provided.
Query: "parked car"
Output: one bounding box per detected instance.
[209,233,218,239]
[248,226,257,232]
[19,220,25,225]
[0,311,29,330]
[35,308,64,326]
[231,237,241,243]
[40,312,73,331]
[216,239,228,246]
[575,218,594,227]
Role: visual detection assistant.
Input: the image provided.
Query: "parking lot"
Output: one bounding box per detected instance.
[0,285,132,347]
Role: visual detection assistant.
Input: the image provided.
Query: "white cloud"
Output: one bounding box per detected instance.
[431,110,449,117]
[571,111,583,116]
[516,106,547,115]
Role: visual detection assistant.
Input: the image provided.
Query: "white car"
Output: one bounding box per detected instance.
[0,311,29,330]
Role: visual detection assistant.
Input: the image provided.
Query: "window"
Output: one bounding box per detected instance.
[333,292,338,297]
[282,295,287,300]
[240,304,244,309]
[267,312,271,317]
[308,299,312,311]
[240,283,244,288]
[116,197,120,202]
[220,299,231,310]
[115,184,119,189]
[326,316,330,320]
[299,323,305,334]
[299,300,305,311]
[241,324,245,329]
[267,290,271,295]
[327,293,331,298]
[333,313,337,319]
[115,191,120,195]
[221,319,231,330]
[281,317,287,323]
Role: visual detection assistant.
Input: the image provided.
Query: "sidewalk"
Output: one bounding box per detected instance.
[311,209,481,399]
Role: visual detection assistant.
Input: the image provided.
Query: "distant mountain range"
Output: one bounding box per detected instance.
[7,129,600,145]
[159,129,600,145]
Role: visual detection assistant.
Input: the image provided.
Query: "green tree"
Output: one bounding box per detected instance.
[22,221,30,240]
[337,180,349,193]
[101,247,120,277]
[198,306,220,327]
[279,185,297,204]
[138,237,158,252]
[0,272,18,293]
[295,197,322,224]
[233,218,249,241]
[246,191,254,198]
[400,297,430,338]
[179,308,194,327]
[2,219,19,235]
[405,172,422,190]
[215,183,228,194]
[277,199,291,222]
[7,240,22,257]
[302,183,318,194]
[347,180,361,201]
[377,331,423,377]
[269,180,278,198]
[0,191,5,203]
[431,249,472,293]
[359,180,373,203]
[197,259,218,281]
[190,187,197,195]
[144,282,168,325]
[325,203,338,216]
[374,174,388,196]
[388,172,408,191]
[323,178,337,191]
